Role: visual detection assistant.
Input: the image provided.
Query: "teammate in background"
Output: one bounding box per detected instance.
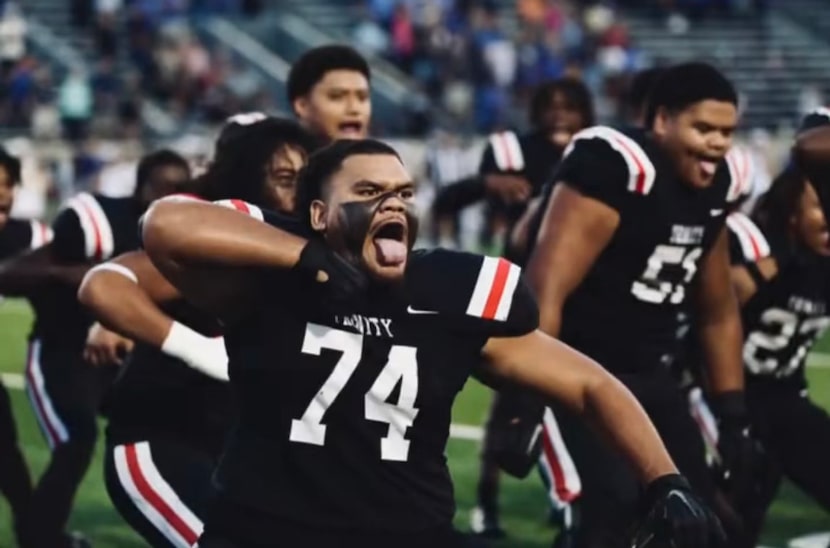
[471,77,595,538]
[77,116,316,548]
[723,120,830,542]
[526,63,750,547]
[287,44,372,142]
[0,147,50,546]
[143,139,723,548]
[0,150,191,548]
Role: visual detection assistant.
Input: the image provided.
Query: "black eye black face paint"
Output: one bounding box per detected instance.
[332,190,419,263]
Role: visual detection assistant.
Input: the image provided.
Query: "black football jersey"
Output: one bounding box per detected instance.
[0,218,52,260]
[29,192,143,348]
[529,126,743,374]
[479,130,563,222]
[728,212,830,391]
[216,204,538,534]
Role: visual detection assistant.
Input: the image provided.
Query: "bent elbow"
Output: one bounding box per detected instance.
[141,201,185,259]
[77,270,109,310]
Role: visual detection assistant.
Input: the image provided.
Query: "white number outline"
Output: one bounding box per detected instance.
[631,245,703,304]
[744,308,830,377]
[289,323,420,461]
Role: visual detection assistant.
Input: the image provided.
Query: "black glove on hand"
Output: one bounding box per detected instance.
[295,238,368,300]
[711,391,764,505]
[631,474,725,548]
[489,389,546,479]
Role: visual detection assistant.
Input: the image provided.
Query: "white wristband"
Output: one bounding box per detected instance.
[161,321,229,381]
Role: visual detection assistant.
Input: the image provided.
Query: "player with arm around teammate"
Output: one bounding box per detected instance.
[525,62,749,547]
[77,117,317,548]
[142,139,723,548]
[722,119,830,542]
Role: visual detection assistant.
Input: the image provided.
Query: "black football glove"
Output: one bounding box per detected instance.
[711,391,765,506]
[488,389,546,478]
[294,237,368,300]
[631,474,726,548]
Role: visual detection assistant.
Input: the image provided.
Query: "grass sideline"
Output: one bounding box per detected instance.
[0,299,829,547]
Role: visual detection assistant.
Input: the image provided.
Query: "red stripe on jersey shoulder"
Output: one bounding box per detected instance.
[566,126,657,195]
[725,146,753,202]
[726,212,770,261]
[213,199,263,221]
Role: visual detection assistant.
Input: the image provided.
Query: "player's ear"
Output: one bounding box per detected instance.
[309,199,327,232]
[652,106,670,137]
[293,97,309,121]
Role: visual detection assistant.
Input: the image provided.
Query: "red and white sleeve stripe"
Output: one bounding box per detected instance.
[725,146,753,202]
[213,199,264,221]
[28,220,53,249]
[565,126,656,195]
[465,256,522,321]
[488,131,525,172]
[726,212,770,261]
[67,193,115,261]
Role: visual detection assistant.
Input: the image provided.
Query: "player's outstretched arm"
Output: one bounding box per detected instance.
[79,251,180,347]
[526,184,618,336]
[481,331,725,547]
[0,245,90,297]
[481,330,675,483]
[78,250,229,380]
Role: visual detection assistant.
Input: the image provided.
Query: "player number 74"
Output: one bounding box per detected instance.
[289,323,420,462]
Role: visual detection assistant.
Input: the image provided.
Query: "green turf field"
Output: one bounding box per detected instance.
[1,299,829,547]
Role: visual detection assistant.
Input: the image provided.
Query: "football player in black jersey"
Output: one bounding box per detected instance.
[0,149,191,548]
[526,62,748,547]
[77,116,316,548]
[287,44,371,141]
[142,138,723,548]
[722,118,830,542]
[0,147,50,546]
[471,77,595,537]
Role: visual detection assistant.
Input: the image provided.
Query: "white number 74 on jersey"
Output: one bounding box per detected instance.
[289,323,420,462]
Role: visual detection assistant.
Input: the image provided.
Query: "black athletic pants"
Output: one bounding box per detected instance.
[0,380,33,535]
[198,497,476,548]
[22,338,116,547]
[554,369,718,548]
[104,438,216,547]
[740,383,830,540]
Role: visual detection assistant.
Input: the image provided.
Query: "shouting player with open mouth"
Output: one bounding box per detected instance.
[141,139,724,548]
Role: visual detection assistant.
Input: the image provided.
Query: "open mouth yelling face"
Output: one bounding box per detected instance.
[367,216,409,275]
[299,69,372,142]
[312,151,417,284]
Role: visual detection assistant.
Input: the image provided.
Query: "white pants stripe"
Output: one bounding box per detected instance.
[24,339,69,449]
[113,441,203,548]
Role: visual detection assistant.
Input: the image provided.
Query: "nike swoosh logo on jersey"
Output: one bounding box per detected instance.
[407,306,439,315]
[710,209,724,216]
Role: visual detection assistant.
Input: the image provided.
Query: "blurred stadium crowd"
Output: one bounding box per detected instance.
[0,0,821,232]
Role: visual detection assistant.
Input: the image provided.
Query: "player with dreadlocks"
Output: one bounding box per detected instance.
[77,116,316,547]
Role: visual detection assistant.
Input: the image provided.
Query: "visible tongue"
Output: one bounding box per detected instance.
[699,160,717,176]
[374,238,407,266]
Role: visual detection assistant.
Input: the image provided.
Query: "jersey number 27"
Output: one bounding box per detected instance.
[289,323,420,462]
